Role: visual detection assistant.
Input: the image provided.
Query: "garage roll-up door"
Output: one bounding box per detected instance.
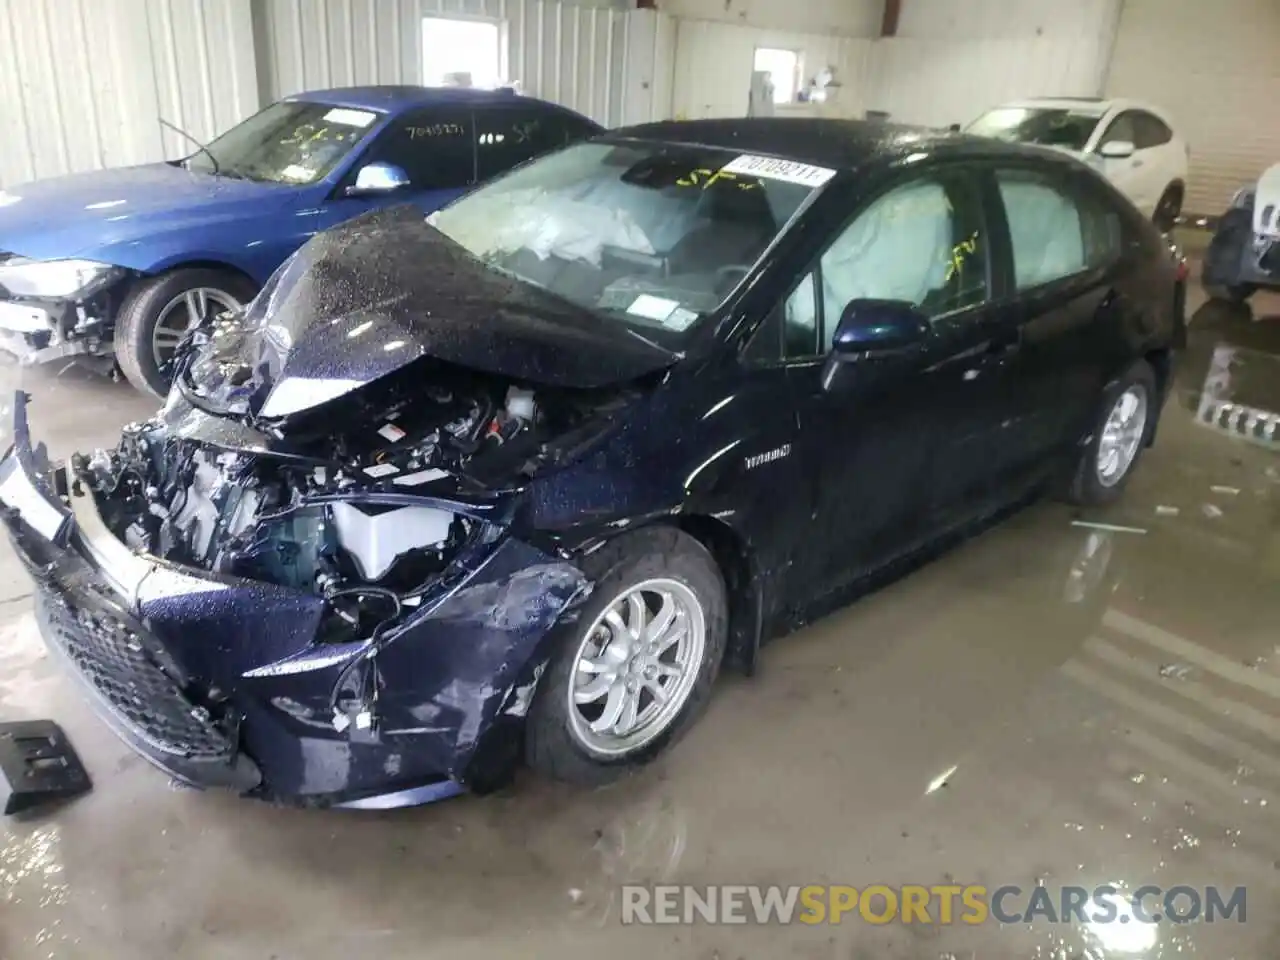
[1105,0,1280,215]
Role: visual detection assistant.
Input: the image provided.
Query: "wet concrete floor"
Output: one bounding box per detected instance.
[2,280,1279,959]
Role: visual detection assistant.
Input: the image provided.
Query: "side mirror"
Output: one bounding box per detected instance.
[345,161,410,196]
[1098,140,1135,160]
[823,299,929,390]
[948,122,961,133]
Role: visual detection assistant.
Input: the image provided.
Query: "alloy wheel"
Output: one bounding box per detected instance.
[151,287,242,369]
[567,578,706,758]
[1096,385,1148,487]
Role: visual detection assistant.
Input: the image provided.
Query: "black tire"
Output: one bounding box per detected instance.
[1067,360,1158,507]
[1204,283,1257,305]
[114,267,257,398]
[1153,185,1183,231]
[526,526,727,787]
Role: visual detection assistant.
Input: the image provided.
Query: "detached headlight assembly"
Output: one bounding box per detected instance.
[0,257,122,299]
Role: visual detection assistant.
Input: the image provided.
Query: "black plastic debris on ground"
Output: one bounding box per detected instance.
[0,720,91,815]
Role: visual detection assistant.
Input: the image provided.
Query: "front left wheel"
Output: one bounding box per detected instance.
[526,527,727,786]
[114,267,256,398]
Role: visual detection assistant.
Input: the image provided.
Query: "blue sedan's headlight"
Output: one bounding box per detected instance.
[0,257,122,299]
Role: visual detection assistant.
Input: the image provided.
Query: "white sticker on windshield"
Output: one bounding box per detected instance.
[664,307,699,331]
[720,154,836,188]
[279,163,314,182]
[323,107,378,128]
[627,295,679,322]
[393,468,450,487]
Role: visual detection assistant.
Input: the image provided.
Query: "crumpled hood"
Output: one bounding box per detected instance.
[0,163,296,261]
[201,204,675,419]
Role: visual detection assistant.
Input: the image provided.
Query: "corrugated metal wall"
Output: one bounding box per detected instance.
[0,0,260,187]
[865,0,1121,129]
[863,34,1113,129]
[0,0,649,189]
[257,0,637,128]
[672,18,872,121]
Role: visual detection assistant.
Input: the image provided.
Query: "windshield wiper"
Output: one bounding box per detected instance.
[159,117,221,176]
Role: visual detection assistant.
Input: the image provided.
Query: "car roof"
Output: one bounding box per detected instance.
[995,96,1174,122]
[604,117,1055,172]
[287,85,534,113]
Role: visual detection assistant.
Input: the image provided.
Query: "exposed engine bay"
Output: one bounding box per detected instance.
[77,357,632,648]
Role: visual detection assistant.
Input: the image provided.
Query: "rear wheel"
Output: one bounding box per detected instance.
[1067,361,1157,506]
[526,527,727,786]
[114,267,255,398]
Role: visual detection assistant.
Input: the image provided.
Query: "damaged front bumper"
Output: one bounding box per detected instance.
[1204,207,1280,293]
[0,298,104,366]
[0,391,589,807]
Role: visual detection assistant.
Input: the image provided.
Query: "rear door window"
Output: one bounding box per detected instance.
[360,105,476,189]
[1098,111,1139,149]
[475,107,597,181]
[995,168,1122,288]
[1133,112,1174,149]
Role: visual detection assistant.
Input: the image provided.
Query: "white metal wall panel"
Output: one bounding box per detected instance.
[897,0,1120,40]
[259,0,635,127]
[672,18,872,121]
[865,34,1112,130]
[1106,0,1280,215]
[661,0,881,37]
[861,0,1120,130]
[619,8,677,126]
[0,0,259,188]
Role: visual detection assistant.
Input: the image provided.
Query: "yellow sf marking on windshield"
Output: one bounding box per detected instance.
[944,232,979,283]
[675,168,760,190]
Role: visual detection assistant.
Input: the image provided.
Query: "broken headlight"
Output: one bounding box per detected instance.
[0,257,122,298]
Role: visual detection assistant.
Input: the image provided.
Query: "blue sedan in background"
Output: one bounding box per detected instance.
[0,86,601,396]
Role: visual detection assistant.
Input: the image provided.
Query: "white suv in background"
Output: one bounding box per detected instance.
[966,97,1189,228]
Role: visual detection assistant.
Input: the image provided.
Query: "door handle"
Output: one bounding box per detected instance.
[1132,159,1144,167]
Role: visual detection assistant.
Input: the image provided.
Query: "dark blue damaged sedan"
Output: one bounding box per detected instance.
[0,119,1184,807]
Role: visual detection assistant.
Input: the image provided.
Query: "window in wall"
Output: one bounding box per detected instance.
[421,17,502,88]
[753,48,800,104]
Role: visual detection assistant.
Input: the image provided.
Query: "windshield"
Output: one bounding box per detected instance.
[428,141,830,337]
[186,100,380,184]
[966,107,1101,151]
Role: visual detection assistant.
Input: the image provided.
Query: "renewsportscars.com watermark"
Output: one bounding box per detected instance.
[620,884,1246,926]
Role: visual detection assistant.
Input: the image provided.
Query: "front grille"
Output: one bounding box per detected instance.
[35,578,232,760]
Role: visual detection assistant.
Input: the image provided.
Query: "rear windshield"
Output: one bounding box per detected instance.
[966,107,1101,151]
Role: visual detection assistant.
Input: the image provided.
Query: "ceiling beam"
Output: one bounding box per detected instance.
[881,0,902,37]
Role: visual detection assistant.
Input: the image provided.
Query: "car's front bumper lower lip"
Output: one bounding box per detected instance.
[0,300,96,365]
[0,391,589,807]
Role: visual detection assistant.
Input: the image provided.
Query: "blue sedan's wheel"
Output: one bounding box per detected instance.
[114,267,257,398]
[527,527,727,785]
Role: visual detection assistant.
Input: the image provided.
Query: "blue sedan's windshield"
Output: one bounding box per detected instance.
[429,141,832,337]
[186,100,379,184]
